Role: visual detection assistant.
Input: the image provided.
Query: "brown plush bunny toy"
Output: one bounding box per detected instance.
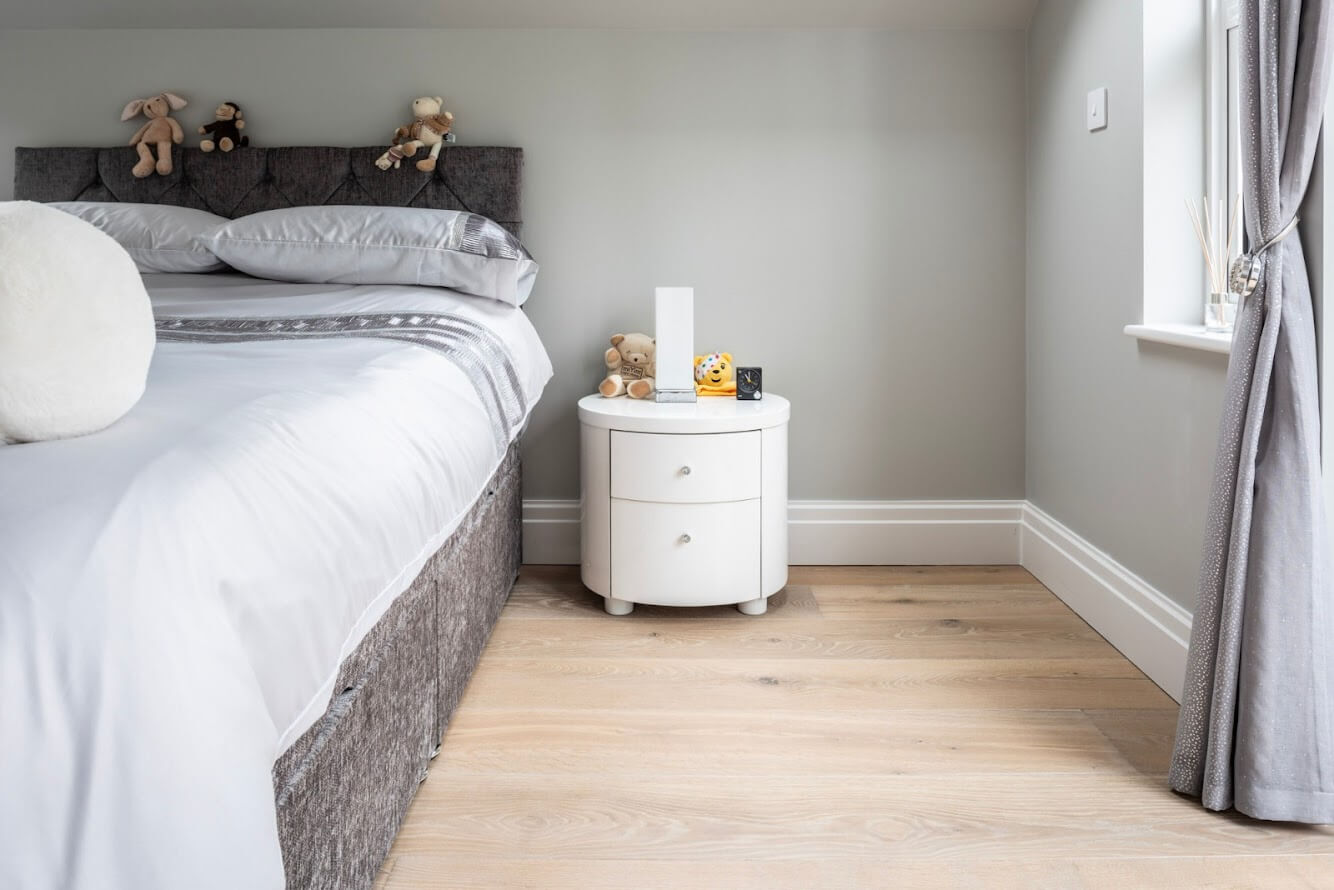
[121,92,188,178]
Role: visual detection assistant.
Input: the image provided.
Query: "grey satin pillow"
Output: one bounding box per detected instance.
[50,202,228,274]
[196,206,538,306]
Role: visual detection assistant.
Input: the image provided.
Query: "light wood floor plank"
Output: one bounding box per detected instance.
[1084,707,1182,777]
[485,614,1118,660]
[432,708,1139,777]
[462,655,1174,711]
[391,773,1334,861]
[810,584,1076,620]
[377,565,1329,889]
[380,854,1334,890]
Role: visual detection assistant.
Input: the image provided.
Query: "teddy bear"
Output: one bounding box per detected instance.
[598,333,656,399]
[375,96,455,172]
[121,92,188,178]
[694,352,737,396]
[198,101,248,152]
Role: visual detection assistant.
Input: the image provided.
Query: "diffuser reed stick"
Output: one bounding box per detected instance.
[1185,195,1240,294]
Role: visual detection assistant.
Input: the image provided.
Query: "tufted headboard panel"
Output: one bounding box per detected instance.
[13,145,524,236]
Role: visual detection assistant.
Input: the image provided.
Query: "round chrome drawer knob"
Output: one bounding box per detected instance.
[681,466,692,475]
[680,533,692,544]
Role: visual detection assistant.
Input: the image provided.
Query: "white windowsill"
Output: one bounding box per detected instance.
[1123,323,1233,355]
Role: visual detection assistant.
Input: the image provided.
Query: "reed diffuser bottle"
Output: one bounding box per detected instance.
[1187,196,1241,333]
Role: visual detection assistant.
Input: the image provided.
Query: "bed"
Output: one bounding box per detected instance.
[1,146,550,889]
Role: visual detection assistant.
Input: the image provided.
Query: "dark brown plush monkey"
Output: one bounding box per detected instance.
[198,102,248,152]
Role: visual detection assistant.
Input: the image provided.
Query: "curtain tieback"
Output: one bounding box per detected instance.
[1229,215,1300,298]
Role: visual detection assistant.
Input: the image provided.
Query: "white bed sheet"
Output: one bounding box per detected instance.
[0,273,551,890]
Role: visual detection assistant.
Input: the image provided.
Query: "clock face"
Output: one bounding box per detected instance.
[737,368,762,399]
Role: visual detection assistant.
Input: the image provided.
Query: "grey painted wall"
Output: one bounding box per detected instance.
[0,28,1027,502]
[1026,0,1226,610]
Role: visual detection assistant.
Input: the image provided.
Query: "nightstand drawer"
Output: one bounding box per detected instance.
[611,431,760,503]
[610,499,761,606]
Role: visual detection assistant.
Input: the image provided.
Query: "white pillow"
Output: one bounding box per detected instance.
[196,206,538,306]
[0,202,155,443]
[50,202,228,274]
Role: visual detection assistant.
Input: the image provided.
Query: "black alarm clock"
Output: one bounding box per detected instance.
[736,367,762,400]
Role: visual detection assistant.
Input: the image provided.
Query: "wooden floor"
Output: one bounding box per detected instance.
[375,566,1334,889]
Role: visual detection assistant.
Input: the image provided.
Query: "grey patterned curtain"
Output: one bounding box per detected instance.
[1170,0,1334,822]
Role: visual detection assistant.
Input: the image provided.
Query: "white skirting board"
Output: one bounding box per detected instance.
[521,498,1191,701]
[521,499,1025,566]
[787,501,1024,565]
[1018,504,1190,701]
[520,500,582,566]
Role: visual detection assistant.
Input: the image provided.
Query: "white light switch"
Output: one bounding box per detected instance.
[1087,87,1108,131]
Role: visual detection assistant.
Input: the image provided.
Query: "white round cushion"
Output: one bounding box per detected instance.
[0,201,155,443]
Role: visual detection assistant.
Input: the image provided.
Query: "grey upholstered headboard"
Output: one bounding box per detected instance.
[13,146,524,235]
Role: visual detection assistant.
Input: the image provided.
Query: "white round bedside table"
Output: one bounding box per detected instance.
[578,393,790,616]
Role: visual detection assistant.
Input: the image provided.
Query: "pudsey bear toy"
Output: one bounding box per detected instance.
[121,92,188,178]
[375,96,455,172]
[694,352,737,396]
[598,333,656,399]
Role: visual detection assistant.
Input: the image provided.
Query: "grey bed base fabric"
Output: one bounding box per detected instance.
[13,145,524,236]
[271,444,522,890]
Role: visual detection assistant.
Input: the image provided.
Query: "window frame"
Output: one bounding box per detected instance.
[1123,0,1245,352]
[1206,0,1242,289]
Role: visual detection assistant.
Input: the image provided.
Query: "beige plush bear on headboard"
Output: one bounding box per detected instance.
[375,96,454,172]
[121,92,188,178]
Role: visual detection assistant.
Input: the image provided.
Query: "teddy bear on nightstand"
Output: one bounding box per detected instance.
[598,333,656,399]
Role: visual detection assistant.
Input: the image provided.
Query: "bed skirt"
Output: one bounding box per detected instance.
[271,444,522,889]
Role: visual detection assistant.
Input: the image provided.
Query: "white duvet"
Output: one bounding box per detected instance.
[0,274,551,889]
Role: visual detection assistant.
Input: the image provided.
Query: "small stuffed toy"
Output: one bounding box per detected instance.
[598,333,656,399]
[198,101,248,152]
[375,96,455,172]
[121,92,188,178]
[694,352,737,396]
